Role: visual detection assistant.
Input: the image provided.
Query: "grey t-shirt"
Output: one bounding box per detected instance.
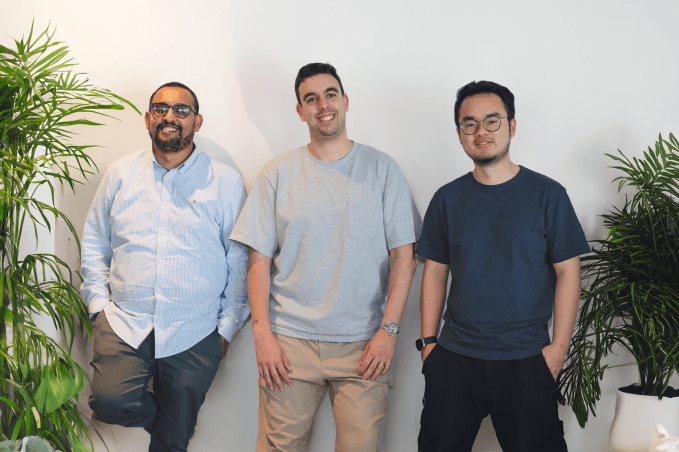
[231,142,422,341]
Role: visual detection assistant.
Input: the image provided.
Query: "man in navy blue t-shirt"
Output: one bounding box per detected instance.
[416,81,590,451]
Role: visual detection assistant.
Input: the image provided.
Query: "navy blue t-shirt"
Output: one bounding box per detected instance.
[417,167,590,360]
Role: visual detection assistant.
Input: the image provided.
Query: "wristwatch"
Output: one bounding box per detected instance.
[415,336,437,351]
[380,322,400,336]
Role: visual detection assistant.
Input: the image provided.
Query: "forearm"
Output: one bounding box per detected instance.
[382,243,418,325]
[357,243,416,379]
[420,259,449,337]
[247,247,274,337]
[246,246,293,389]
[551,256,582,352]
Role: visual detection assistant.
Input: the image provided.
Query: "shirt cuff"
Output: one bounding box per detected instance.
[87,297,111,322]
[218,317,242,343]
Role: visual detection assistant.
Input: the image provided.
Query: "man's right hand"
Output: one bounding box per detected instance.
[255,332,293,391]
[421,343,436,363]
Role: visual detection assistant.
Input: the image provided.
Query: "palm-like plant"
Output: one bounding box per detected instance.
[0,23,138,450]
[560,133,679,428]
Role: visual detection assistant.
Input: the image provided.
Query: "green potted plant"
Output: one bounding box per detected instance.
[0,23,138,451]
[560,133,679,450]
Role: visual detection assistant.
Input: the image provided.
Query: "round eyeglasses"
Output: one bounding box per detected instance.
[459,116,507,135]
[149,103,198,118]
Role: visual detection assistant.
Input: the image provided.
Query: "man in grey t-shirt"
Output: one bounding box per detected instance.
[231,63,421,451]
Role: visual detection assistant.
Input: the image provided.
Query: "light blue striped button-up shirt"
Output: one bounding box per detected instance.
[80,148,249,358]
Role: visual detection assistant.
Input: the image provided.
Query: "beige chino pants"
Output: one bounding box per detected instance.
[256,333,393,452]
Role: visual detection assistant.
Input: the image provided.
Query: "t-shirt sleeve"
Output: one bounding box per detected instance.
[546,188,591,263]
[229,171,279,258]
[382,159,423,250]
[416,189,450,265]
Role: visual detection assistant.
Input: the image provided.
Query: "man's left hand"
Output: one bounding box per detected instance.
[541,343,566,381]
[357,329,396,381]
[221,337,229,359]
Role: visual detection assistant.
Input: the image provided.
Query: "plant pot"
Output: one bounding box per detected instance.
[609,387,679,451]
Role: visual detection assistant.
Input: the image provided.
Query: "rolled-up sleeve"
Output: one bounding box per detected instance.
[80,169,115,320]
[218,176,250,342]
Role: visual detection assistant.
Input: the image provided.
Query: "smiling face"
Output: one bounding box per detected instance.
[456,93,516,166]
[295,73,349,141]
[145,86,203,155]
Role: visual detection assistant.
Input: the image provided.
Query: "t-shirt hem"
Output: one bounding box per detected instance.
[438,340,547,361]
[272,325,377,343]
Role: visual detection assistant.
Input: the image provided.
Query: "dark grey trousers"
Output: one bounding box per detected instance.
[89,311,222,452]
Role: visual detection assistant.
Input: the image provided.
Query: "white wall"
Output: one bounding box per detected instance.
[2,1,678,451]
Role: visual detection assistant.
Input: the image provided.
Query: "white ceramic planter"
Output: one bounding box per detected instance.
[609,388,679,451]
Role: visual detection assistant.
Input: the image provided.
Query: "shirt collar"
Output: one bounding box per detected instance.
[147,143,201,173]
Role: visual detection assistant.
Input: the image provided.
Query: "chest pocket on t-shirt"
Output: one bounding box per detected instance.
[347,188,383,240]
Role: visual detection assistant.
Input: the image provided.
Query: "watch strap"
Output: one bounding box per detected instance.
[416,336,438,351]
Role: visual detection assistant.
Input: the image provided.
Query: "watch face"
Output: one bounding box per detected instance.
[385,323,399,335]
[416,339,424,351]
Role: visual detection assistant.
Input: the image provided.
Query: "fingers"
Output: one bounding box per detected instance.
[280,351,293,387]
[259,364,274,391]
[269,363,287,391]
[356,352,369,375]
[359,346,370,364]
[255,335,294,391]
[376,360,390,376]
[359,356,390,381]
[259,361,290,391]
[258,351,293,391]
[358,335,395,380]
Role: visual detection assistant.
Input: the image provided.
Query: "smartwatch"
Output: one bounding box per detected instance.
[416,336,437,351]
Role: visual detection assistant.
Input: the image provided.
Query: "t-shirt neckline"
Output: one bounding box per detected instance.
[464,166,528,192]
[304,141,358,166]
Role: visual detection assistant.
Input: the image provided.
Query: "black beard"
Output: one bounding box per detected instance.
[473,141,510,166]
[150,122,193,153]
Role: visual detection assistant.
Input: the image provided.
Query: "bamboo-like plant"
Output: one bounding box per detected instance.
[0,23,138,450]
[560,133,679,428]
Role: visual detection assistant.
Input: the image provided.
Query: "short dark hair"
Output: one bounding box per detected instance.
[294,63,345,105]
[454,81,515,127]
[149,82,199,113]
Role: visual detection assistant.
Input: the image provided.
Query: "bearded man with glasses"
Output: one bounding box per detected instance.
[81,82,249,451]
[416,81,589,451]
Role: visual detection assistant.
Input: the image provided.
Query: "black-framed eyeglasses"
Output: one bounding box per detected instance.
[149,103,198,118]
[459,116,507,135]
